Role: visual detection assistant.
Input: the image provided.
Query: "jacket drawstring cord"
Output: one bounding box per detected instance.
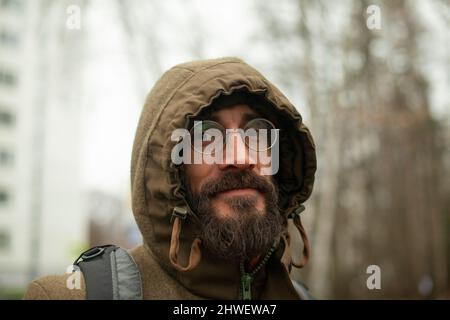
[169,206,202,272]
[288,204,310,268]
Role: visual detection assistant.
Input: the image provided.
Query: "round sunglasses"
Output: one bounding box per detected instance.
[189,118,279,154]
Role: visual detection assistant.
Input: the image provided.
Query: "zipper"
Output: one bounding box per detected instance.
[239,244,277,300]
[240,271,253,300]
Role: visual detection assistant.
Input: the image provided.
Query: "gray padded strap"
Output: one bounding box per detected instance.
[75,245,143,300]
[76,246,116,300]
[110,247,143,300]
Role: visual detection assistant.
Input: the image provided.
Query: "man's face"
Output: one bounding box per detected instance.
[184,104,283,261]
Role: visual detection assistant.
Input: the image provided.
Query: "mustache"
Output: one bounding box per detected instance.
[199,170,276,199]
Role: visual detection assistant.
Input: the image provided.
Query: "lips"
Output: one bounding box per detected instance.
[199,170,274,200]
[217,188,260,197]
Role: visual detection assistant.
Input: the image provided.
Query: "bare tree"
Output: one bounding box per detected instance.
[255,0,449,299]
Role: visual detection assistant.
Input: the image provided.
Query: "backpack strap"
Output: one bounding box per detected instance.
[74,245,143,300]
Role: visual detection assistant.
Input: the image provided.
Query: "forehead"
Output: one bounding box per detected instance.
[206,104,260,127]
[197,104,261,128]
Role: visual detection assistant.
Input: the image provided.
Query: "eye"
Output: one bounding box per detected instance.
[245,127,258,136]
[200,123,216,139]
[190,120,225,153]
[245,118,275,131]
[244,118,278,151]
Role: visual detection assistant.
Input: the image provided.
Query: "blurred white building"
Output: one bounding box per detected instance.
[0,0,87,290]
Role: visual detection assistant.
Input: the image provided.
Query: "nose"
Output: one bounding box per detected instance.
[218,130,256,171]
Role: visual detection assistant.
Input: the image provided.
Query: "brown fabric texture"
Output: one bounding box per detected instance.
[23,57,317,300]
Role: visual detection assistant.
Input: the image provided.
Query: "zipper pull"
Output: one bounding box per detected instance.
[241,273,253,300]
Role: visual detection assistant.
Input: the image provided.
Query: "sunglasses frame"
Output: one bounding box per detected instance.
[189,117,279,155]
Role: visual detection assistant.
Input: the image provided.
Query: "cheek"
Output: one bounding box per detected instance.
[254,160,275,179]
[184,164,216,194]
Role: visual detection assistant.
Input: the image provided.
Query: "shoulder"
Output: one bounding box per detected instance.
[23,244,198,300]
[129,245,199,299]
[23,273,86,300]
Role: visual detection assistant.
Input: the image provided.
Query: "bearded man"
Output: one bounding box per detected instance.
[24,57,317,300]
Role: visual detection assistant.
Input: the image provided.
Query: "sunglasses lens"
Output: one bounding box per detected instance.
[189,118,277,154]
[244,118,277,151]
[190,121,224,154]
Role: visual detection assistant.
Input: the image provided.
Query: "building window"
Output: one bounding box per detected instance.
[0,110,14,126]
[0,189,9,204]
[0,29,19,48]
[0,230,11,251]
[0,149,13,166]
[0,68,17,87]
[0,0,22,11]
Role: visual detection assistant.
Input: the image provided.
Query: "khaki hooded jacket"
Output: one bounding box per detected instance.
[23,57,316,300]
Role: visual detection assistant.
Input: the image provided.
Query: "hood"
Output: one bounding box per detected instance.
[130,57,317,299]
